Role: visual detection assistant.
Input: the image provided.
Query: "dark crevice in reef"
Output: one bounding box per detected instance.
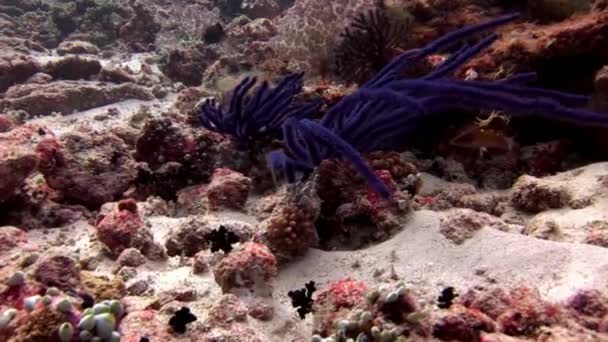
[531,54,607,95]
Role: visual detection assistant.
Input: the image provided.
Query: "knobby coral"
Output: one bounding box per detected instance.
[267,13,608,199]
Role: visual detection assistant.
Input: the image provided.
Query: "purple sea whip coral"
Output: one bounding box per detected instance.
[267,13,608,199]
[197,72,322,147]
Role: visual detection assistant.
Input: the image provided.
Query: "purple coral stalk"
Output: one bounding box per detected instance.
[197,73,321,147]
[268,12,608,199]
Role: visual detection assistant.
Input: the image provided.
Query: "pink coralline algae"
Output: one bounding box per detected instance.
[432,305,496,341]
[567,289,608,331]
[0,281,42,312]
[320,279,368,309]
[511,175,571,213]
[0,114,17,132]
[312,278,368,336]
[206,294,248,328]
[362,169,411,231]
[212,242,278,293]
[95,199,165,260]
[461,286,563,337]
[196,293,266,341]
[206,168,252,211]
[315,160,412,244]
[439,209,510,245]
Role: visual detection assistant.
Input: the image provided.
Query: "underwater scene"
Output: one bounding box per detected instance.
[3,0,608,341]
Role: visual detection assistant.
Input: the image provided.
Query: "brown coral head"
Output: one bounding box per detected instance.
[117,198,139,214]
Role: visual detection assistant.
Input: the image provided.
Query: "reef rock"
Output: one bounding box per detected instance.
[0,124,42,203]
[56,40,100,55]
[95,199,165,259]
[36,130,138,208]
[0,53,40,93]
[0,81,154,116]
[42,56,102,80]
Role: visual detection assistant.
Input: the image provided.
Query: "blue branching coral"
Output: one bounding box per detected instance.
[266,12,608,199]
[197,72,322,147]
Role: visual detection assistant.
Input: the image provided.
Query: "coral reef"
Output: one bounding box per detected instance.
[3,1,608,342]
[33,255,81,292]
[268,13,608,201]
[1,269,127,342]
[197,72,321,147]
[0,54,40,93]
[42,56,102,81]
[0,125,40,204]
[511,175,571,213]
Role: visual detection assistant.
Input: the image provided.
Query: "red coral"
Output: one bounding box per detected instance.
[96,200,145,255]
[319,279,368,309]
[35,138,62,173]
